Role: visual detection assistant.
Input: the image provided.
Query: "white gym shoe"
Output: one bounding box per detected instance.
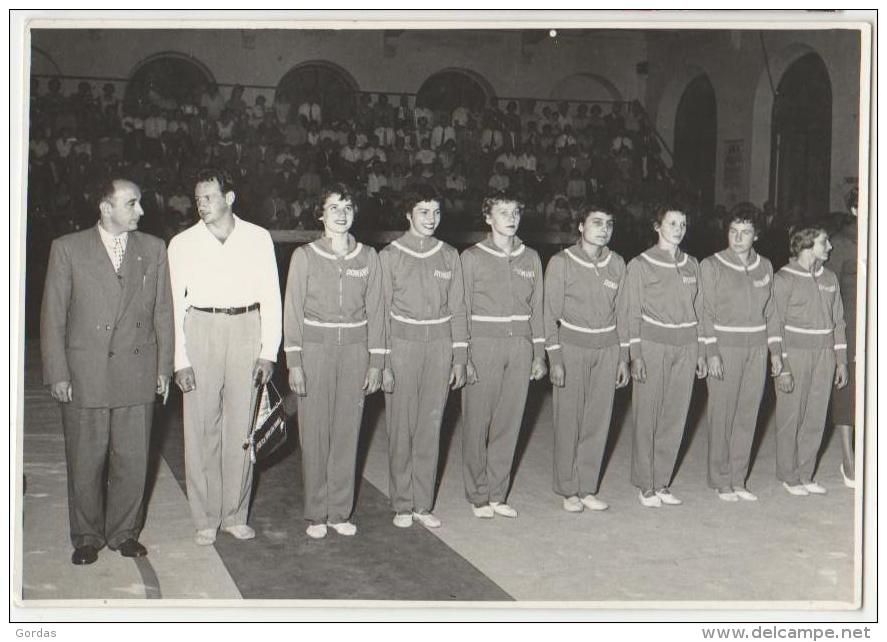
[471,504,494,518]
[327,521,357,536]
[194,528,217,546]
[306,523,328,539]
[221,524,256,540]
[783,482,809,496]
[840,463,855,489]
[638,490,662,508]
[717,489,739,502]
[734,487,758,502]
[802,481,827,495]
[655,488,683,505]
[393,513,413,528]
[490,501,518,518]
[412,512,442,528]
[580,494,609,511]
[563,496,584,513]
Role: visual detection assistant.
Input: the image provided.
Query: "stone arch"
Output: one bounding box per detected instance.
[549,72,622,103]
[416,67,496,113]
[125,51,215,111]
[275,60,360,123]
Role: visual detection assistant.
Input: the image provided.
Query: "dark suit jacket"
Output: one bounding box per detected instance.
[40,227,174,408]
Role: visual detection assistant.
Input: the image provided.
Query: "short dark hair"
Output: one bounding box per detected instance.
[195,168,235,194]
[316,182,359,218]
[401,185,442,214]
[482,192,525,219]
[790,226,828,258]
[651,203,686,229]
[726,202,762,234]
[576,203,615,226]
[93,176,135,210]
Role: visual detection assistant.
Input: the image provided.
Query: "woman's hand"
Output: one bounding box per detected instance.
[631,357,646,383]
[615,361,630,388]
[465,360,478,385]
[288,366,307,396]
[364,366,382,395]
[707,355,724,380]
[549,363,565,388]
[696,356,708,379]
[381,368,395,394]
[776,372,794,393]
[449,363,467,390]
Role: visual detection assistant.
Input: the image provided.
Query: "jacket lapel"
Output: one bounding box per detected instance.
[115,233,145,322]
[90,227,125,295]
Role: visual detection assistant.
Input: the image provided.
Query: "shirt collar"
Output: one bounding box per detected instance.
[97,222,128,247]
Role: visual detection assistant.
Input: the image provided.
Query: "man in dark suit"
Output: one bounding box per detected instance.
[40,177,174,565]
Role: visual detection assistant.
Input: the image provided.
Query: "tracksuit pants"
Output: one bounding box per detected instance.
[461,336,532,505]
[552,344,620,497]
[61,402,153,549]
[297,341,369,524]
[775,347,836,485]
[182,309,260,532]
[385,337,452,514]
[630,340,696,491]
[706,345,768,490]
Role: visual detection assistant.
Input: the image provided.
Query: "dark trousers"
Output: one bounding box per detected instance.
[61,403,153,549]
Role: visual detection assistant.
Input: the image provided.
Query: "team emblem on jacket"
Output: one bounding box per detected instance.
[819,283,836,293]
[433,269,452,280]
[682,275,697,285]
[753,274,770,288]
[514,267,535,279]
[346,266,369,278]
[603,279,618,290]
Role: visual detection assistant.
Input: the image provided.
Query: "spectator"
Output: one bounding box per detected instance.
[488,162,510,193]
[200,83,226,121]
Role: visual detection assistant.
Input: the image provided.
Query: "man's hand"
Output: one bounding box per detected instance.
[175,367,196,393]
[770,354,783,377]
[288,366,307,396]
[156,375,171,404]
[50,380,72,403]
[776,372,794,393]
[465,360,478,385]
[363,367,382,395]
[835,364,849,389]
[631,358,646,383]
[696,356,708,379]
[707,355,724,380]
[252,358,274,386]
[615,361,630,389]
[382,368,395,394]
[449,363,467,390]
[530,357,548,381]
[549,363,566,388]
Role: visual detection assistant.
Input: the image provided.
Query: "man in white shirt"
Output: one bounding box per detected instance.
[167,168,282,546]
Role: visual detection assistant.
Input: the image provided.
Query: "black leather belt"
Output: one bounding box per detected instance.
[191,303,259,315]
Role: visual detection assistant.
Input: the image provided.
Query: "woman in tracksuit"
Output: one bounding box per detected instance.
[543,204,631,513]
[460,193,547,519]
[625,206,706,508]
[773,226,849,496]
[699,206,783,503]
[284,183,385,539]
[380,185,469,529]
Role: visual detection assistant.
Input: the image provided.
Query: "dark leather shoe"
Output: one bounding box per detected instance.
[71,545,98,565]
[116,539,147,558]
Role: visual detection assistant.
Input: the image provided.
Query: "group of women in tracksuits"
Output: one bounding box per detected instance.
[281,184,849,539]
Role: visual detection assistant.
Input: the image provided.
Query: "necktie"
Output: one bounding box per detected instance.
[112,236,125,272]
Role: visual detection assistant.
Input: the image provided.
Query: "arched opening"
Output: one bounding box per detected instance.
[549,73,622,102]
[125,52,215,112]
[416,69,493,113]
[275,61,359,123]
[769,52,832,220]
[673,74,717,209]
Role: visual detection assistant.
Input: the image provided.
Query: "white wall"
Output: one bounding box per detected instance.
[646,28,863,212]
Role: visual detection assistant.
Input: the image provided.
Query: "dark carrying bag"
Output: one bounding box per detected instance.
[243,380,288,464]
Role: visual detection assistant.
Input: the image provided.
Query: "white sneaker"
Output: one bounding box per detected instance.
[655,488,683,505]
[563,496,584,513]
[393,513,413,528]
[717,489,739,502]
[194,528,217,546]
[638,490,662,508]
[734,487,758,502]
[580,494,609,511]
[840,464,855,489]
[221,524,256,540]
[802,481,827,495]
[783,482,810,496]
[412,512,442,528]
[327,521,357,536]
[306,523,328,539]
[471,504,494,519]
[490,501,518,518]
